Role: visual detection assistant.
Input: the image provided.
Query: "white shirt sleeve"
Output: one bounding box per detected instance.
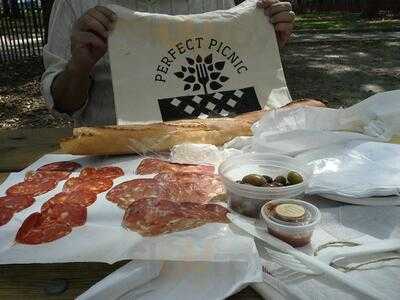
[41,0,88,117]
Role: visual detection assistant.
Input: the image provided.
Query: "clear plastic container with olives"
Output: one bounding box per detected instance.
[219,153,310,218]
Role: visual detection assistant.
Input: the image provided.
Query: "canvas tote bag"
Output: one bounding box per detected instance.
[108,0,291,124]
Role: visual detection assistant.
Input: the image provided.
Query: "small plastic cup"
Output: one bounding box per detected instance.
[261,199,321,247]
[218,153,310,218]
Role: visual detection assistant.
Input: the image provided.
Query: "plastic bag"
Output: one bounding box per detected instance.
[251,90,400,155]
[297,141,400,198]
[118,259,262,300]
[108,2,290,124]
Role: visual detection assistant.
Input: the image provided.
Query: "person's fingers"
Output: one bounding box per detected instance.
[270,10,295,24]
[87,7,113,31]
[257,0,279,10]
[269,2,292,16]
[78,14,109,40]
[72,31,107,51]
[94,6,117,23]
[275,22,293,47]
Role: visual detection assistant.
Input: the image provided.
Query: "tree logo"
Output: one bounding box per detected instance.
[157,51,261,122]
[174,54,230,95]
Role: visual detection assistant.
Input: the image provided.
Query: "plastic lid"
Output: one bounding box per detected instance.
[261,199,321,231]
[275,204,305,222]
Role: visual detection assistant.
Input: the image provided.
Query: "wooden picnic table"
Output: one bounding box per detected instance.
[0,128,262,300]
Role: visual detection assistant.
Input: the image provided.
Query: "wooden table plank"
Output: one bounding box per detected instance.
[0,262,127,300]
[0,260,261,299]
[0,128,71,172]
[0,173,8,184]
[0,128,263,300]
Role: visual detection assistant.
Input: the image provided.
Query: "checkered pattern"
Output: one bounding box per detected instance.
[168,90,243,118]
[158,87,261,122]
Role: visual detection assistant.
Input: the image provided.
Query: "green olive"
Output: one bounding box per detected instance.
[274,176,287,186]
[242,174,267,187]
[263,175,273,183]
[287,171,304,185]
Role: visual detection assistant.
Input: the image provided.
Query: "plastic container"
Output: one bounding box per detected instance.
[261,199,321,247]
[218,153,310,218]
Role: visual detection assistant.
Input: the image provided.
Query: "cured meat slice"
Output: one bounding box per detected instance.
[0,195,35,213]
[16,212,72,245]
[155,172,225,204]
[41,191,97,211]
[123,198,229,236]
[106,179,167,209]
[63,177,113,194]
[176,202,229,223]
[0,207,13,226]
[203,204,230,223]
[136,158,215,175]
[41,202,87,227]
[123,198,207,236]
[6,179,57,197]
[38,161,81,172]
[80,166,124,180]
[25,170,71,182]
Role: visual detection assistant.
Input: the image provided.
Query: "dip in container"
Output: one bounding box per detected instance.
[261,199,320,247]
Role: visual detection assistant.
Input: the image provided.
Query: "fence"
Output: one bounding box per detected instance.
[0,0,53,64]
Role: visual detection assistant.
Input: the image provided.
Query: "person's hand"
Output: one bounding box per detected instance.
[69,6,117,75]
[257,0,295,47]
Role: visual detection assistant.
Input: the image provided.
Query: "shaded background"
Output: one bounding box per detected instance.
[0,0,399,128]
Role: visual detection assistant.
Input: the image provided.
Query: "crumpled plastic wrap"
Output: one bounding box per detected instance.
[251,90,400,155]
[297,141,400,198]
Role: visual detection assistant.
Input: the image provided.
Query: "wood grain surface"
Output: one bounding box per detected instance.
[0,259,262,299]
[0,128,71,172]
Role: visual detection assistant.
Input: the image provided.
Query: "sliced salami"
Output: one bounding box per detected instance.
[41,202,87,227]
[16,212,72,245]
[41,191,97,211]
[136,158,215,175]
[63,177,113,194]
[0,195,35,213]
[0,207,13,226]
[123,198,229,236]
[106,179,167,209]
[123,198,207,236]
[203,204,230,223]
[38,161,81,172]
[25,170,71,182]
[155,172,225,204]
[6,179,57,197]
[176,202,229,223]
[80,166,124,180]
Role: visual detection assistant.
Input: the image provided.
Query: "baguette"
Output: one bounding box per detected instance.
[60,99,326,156]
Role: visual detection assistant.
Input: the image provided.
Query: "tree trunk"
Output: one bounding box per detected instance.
[9,0,20,18]
[362,0,380,18]
[2,0,10,16]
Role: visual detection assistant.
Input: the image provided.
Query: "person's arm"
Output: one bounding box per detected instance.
[257,0,295,47]
[50,6,116,114]
[51,61,92,114]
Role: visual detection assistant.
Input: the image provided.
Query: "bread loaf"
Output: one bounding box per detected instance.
[60,99,326,156]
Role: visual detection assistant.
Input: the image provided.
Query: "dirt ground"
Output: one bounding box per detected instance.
[1,39,399,129]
